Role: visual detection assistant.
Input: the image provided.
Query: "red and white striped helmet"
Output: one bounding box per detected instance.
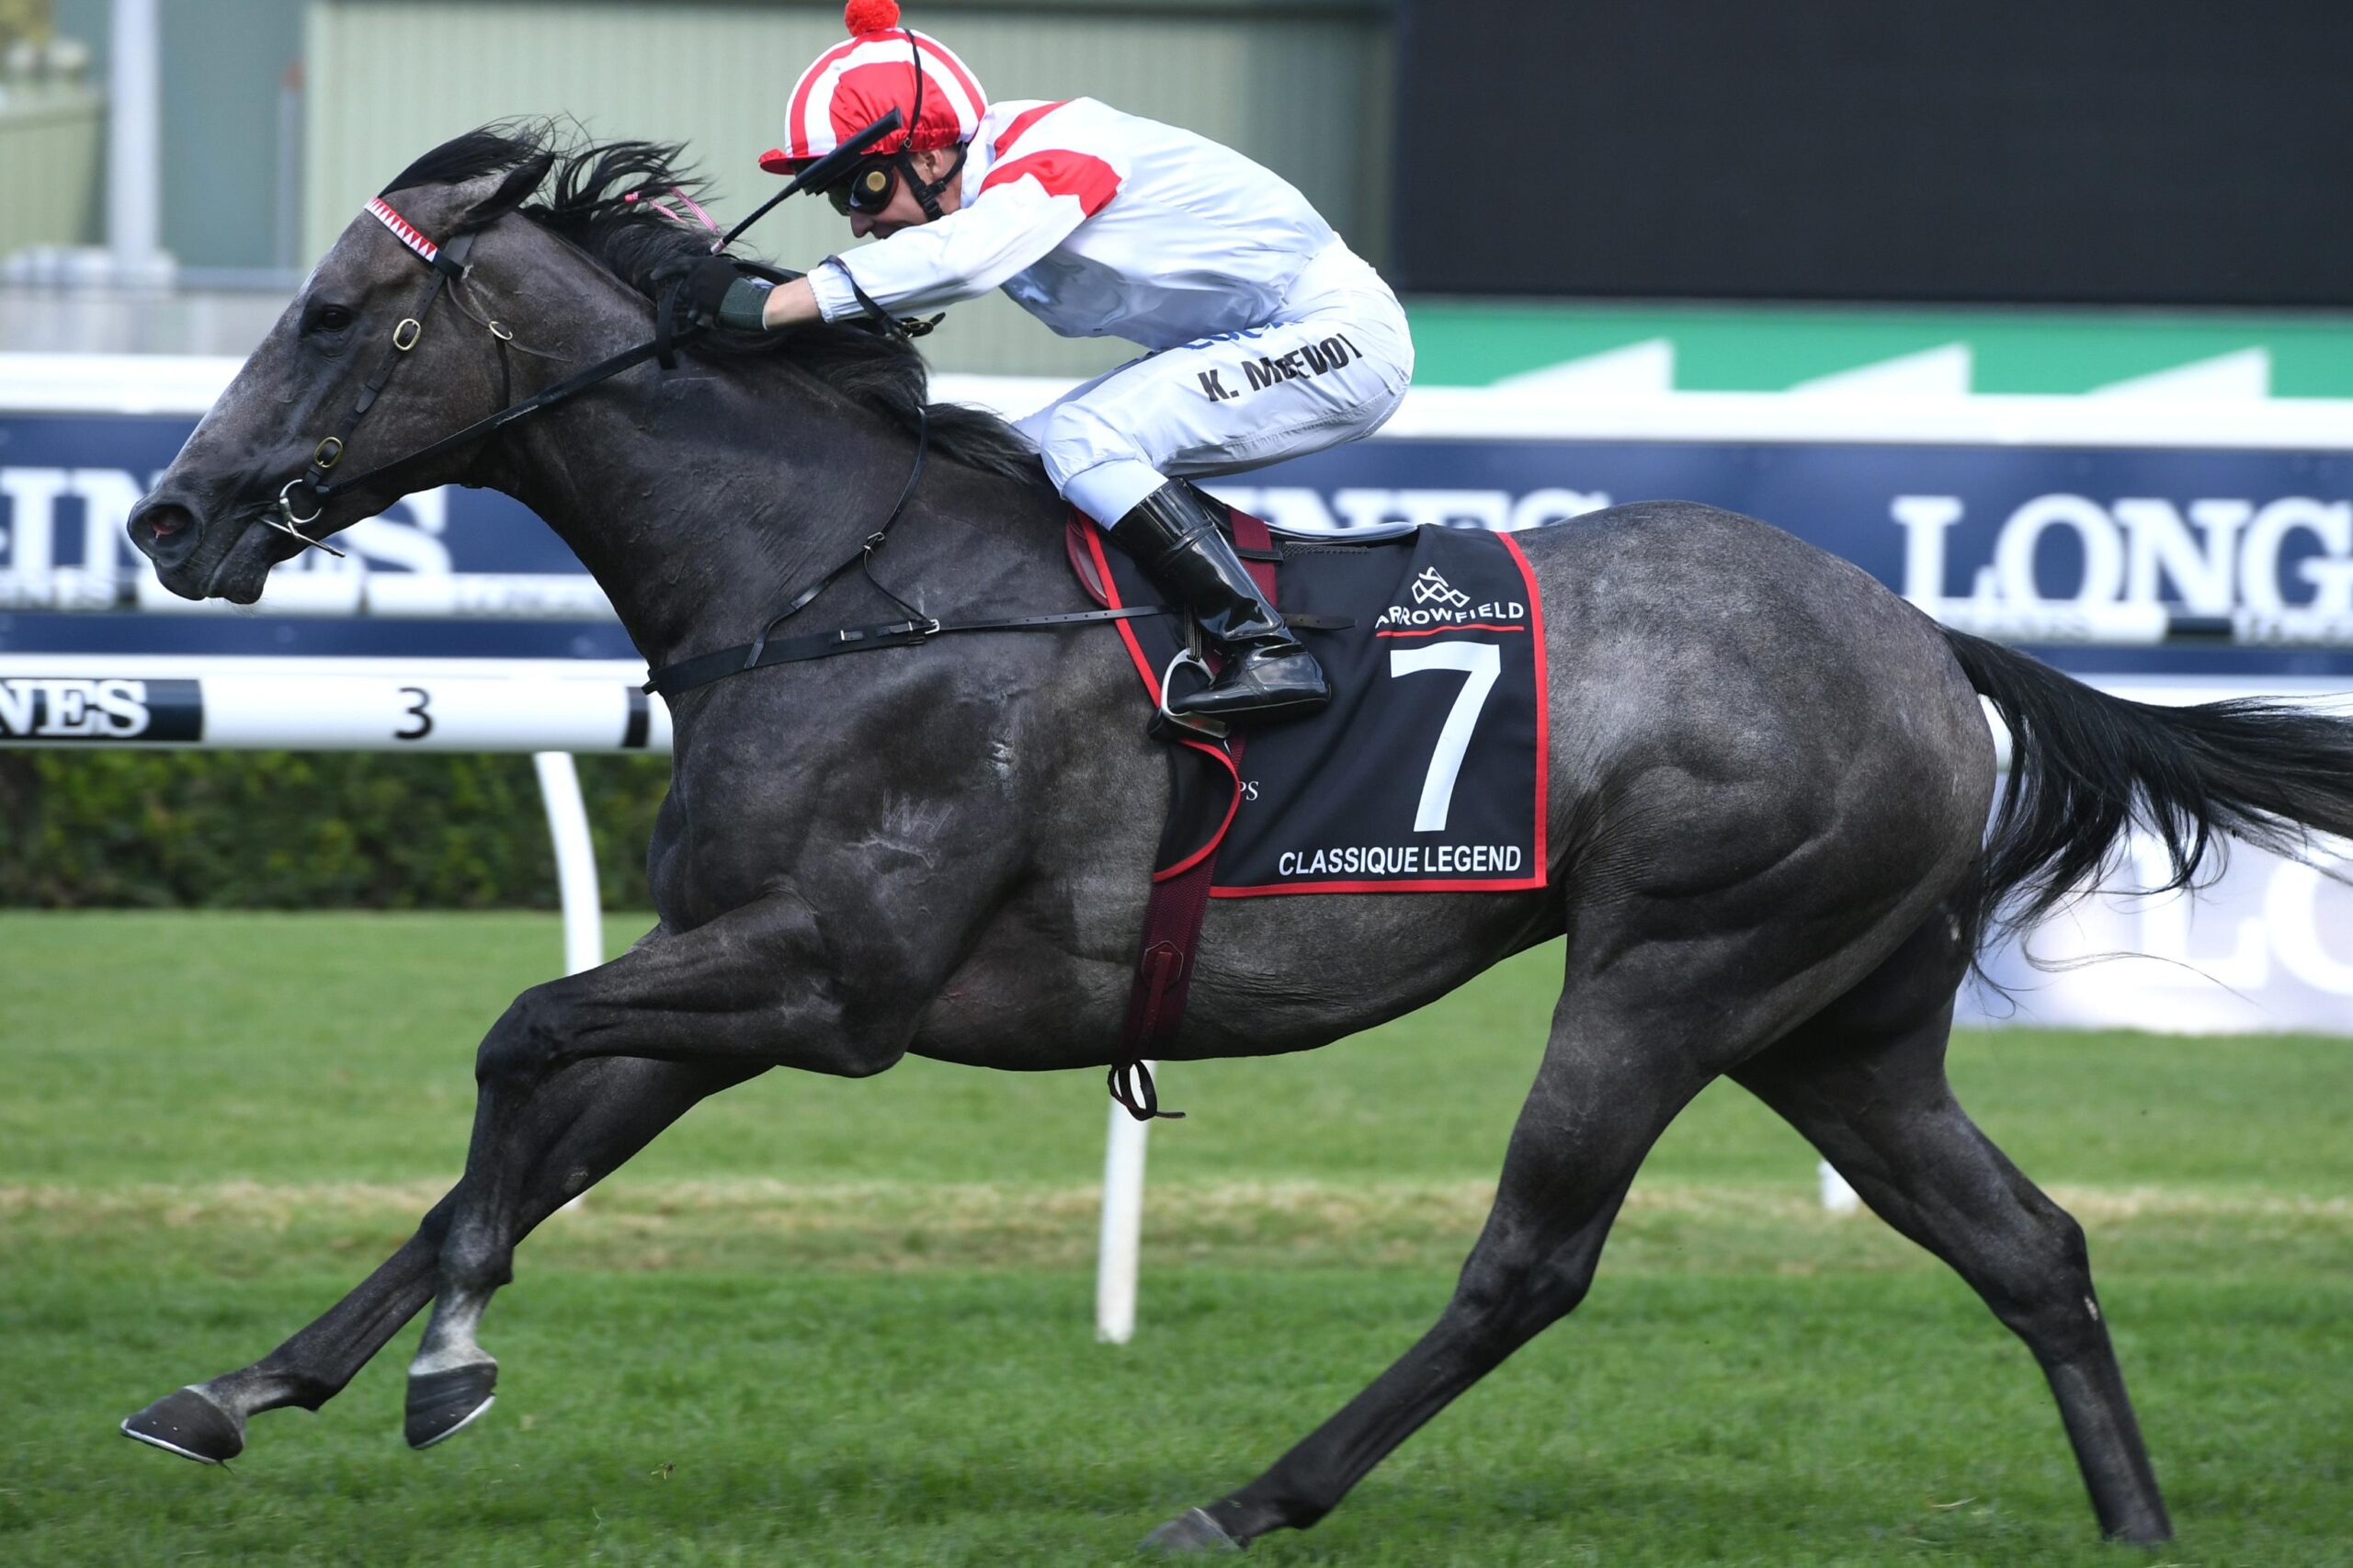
[762,1,987,174]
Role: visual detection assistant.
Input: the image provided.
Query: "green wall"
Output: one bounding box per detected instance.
[1408,300,2353,396]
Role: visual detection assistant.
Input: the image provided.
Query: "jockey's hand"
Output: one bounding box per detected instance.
[652,254,774,332]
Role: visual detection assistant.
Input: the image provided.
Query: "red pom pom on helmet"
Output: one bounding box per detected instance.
[843,0,902,37]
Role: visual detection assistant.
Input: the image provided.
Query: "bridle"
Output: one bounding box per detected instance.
[264,200,478,557]
[264,195,692,560]
[265,176,1165,708]
[265,109,925,560]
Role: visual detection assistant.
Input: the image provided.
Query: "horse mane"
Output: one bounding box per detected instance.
[380,122,1051,490]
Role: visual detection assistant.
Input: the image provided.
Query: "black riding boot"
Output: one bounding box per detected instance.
[1109,482,1330,725]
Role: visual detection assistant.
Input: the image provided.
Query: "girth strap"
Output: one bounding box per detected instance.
[642,605,1171,699]
[1107,505,1284,1121]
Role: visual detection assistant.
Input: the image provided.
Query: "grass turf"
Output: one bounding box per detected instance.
[1,910,2347,1564]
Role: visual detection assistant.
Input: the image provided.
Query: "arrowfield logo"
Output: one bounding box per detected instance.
[1375,573,1527,632]
[1410,567,1472,608]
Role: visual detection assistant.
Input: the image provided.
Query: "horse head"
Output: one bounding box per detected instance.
[126,138,562,604]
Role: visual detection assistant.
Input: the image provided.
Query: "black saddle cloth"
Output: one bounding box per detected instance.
[1072,510,1551,896]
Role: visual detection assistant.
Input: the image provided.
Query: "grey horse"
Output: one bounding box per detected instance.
[119,130,2353,1551]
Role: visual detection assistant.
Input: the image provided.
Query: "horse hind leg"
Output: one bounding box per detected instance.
[119,1054,746,1464]
[1146,972,1756,1552]
[1731,912,2173,1544]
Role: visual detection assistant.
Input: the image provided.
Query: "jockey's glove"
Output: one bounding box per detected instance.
[654,255,775,333]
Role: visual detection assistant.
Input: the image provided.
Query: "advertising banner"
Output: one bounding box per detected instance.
[7,408,2352,679]
[3,371,2347,1033]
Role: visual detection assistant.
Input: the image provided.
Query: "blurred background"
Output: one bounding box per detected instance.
[0,9,2346,1561]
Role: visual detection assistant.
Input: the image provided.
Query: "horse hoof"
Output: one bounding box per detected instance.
[1140,1506,1244,1554]
[121,1386,244,1465]
[405,1362,497,1450]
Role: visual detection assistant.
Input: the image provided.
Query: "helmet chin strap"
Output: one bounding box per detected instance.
[892,23,965,223]
[898,141,968,222]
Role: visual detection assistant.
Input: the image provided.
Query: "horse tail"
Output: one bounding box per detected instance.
[1939,627,2353,945]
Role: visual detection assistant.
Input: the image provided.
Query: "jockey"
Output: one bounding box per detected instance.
[666,0,1413,726]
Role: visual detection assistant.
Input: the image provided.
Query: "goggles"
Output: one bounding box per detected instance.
[826,156,904,216]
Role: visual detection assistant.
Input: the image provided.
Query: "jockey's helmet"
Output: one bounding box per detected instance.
[764,0,988,215]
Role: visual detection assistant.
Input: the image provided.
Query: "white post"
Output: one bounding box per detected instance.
[106,0,166,284]
[1819,1158,1861,1214]
[531,752,603,976]
[1095,1078,1154,1344]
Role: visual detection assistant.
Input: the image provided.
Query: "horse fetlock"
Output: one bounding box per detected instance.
[217,1359,336,1415]
[1203,1483,1324,1543]
[437,1220,515,1293]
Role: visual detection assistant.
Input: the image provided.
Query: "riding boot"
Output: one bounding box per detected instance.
[1108,482,1330,725]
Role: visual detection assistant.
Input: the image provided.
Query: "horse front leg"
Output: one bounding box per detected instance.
[407,893,912,1449]
[120,1054,754,1464]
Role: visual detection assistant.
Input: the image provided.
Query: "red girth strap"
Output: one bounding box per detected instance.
[1108,506,1279,1120]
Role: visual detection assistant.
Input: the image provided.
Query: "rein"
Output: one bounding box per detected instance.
[266,113,917,553]
[642,264,1161,699]
[275,176,1162,691]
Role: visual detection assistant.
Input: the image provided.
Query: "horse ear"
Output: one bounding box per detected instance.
[459,153,556,232]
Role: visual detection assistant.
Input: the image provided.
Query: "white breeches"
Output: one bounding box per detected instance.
[1016,244,1415,527]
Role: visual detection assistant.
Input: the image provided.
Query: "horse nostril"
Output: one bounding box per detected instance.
[129,498,201,566]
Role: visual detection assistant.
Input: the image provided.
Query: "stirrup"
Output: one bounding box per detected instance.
[1153,648,1230,742]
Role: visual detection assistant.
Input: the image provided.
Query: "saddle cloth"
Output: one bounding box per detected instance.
[1070,506,1550,896]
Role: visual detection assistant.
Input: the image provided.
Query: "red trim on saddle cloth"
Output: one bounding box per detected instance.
[1505,528,1552,886]
[1074,519,1239,881]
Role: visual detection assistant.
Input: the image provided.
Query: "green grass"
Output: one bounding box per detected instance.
[2,911,2347,1564]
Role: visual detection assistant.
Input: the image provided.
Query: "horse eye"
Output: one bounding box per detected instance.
[307,303,357,334]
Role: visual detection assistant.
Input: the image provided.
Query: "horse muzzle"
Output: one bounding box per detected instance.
[127,490,295,604]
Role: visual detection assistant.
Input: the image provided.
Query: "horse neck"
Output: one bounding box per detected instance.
[493,359,938,669]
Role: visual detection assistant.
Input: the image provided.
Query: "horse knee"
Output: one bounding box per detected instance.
[414,1192,460,1251]
[476,987,567,1084]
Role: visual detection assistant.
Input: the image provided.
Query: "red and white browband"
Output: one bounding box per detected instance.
[365,197,444,267]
